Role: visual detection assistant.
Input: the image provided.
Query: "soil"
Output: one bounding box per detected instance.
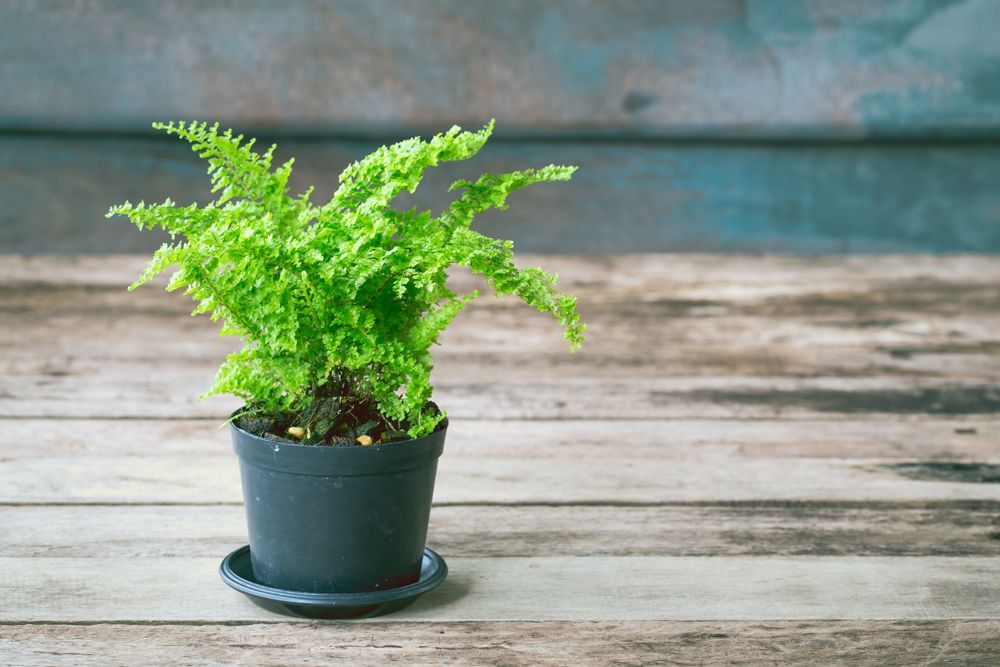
[236,398,441,447]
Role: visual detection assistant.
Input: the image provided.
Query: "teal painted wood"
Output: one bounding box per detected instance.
[4,137,998,253]
[2,0,999,139]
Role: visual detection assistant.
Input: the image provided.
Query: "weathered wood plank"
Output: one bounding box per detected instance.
[6,371,1000,419]
[6,455,999,504]
[3,417,997,501]
[8,311,1000,417]
[3,621,999,666]
[7,255,1000,372]
[4,504,999,559]
[15,340,1000,383]
[6,139,1000,253]
[4,255,999,417]
[8,260,1000,330]
[7,272,1000,379]
[4,1,1000,138]
[5,556,1000,622]
[4,418,997,461]
[8,314,1000,381]
[6,253,1000,350]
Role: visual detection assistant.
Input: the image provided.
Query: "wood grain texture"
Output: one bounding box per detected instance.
[6,138,1000,254]
[5,418,998,461]
[3,621,999,667]
[8,371,1000,419]
[5,450,1000,505]
[5,556,1000,622]
[4,255,1000,418]
[4,504,999,558]
[8,271,1000,377]
[3,0,1000,138]
[2,253,999,659]
[2,257,998,501]
[2,415,998,504]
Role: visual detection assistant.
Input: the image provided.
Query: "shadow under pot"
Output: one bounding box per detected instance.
[229,412,447,594]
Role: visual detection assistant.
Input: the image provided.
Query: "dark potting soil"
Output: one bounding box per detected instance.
[236,397,440,447]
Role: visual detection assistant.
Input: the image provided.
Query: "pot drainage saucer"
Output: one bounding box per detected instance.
[219,545,448,619]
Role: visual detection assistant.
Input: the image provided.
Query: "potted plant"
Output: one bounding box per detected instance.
[108,120,584,617]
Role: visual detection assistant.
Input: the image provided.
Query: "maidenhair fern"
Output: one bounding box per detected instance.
[108,121,584,441]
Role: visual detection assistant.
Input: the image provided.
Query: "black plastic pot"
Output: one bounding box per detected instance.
[230,413,446,595]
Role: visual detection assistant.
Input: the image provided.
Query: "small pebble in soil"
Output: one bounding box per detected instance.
[356,435,373,446]
[287,426,306,440]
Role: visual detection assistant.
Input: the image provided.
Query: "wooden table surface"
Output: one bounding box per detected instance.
[2,254,999,665]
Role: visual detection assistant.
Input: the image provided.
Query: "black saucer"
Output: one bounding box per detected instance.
[219,545,448,619]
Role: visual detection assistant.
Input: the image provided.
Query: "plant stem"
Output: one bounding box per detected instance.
[195,265,265,342]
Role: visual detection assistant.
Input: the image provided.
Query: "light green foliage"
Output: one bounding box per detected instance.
[108,121,585,438]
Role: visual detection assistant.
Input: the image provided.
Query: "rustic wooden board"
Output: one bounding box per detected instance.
[4,1,1000,138]
[7,253,1000,357]
[4,504,999,559]
[5,556,1000,622]
[2,414,999,505]
[9,314,1000,382]
[3,621,999,666]
[14,343,1000,386]
[7,276,1000,379]
[4,255,1000,417]
[4,418,997,461]
[7,371,1000,419]
[6,138,1000,254]
[5,450,1000,504]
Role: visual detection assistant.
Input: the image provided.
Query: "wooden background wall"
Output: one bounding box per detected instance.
[2,0,999,253]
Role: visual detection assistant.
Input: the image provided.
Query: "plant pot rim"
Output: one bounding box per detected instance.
[229,407,448,477]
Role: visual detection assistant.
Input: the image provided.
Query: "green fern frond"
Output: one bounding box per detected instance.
[107,120,583,438]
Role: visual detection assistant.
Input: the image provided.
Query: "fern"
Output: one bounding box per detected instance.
[108,121,585,440]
